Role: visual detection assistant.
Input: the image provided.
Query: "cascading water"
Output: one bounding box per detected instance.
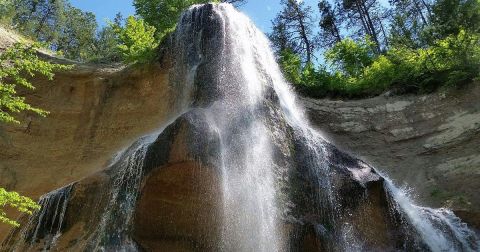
[178,5,284,251]
[3,184,74,251]
[84,137,152,251]
[384,175,479,251]
[3,3,478,252]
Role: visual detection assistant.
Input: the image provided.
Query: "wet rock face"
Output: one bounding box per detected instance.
[134,161,222,251]
[1,107,400,252]
[301,83,480,228]
[1,171,111,251]
[285,133,420,251]
[135,110,224,251]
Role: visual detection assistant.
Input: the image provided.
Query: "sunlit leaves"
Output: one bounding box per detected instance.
[0,43,71,124]
[114,16,159,64]
[286,30,480,98]
[0,188,40,227]
[325,37,376,77]
[133,0,213,40]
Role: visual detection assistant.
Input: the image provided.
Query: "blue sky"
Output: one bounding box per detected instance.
[69,0,319,34]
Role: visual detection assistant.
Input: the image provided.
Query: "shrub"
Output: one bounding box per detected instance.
[287,30,480,99]
[114,16,159,64]
[325,37,376,77]
[279,49,302,84]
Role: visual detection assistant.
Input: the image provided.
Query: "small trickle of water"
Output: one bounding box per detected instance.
[6,184,74,251]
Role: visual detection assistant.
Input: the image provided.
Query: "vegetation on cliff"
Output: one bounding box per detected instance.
[0,43,70,123]
[270,0,480,98]
[1,0,478,97]
[0,0,246,64]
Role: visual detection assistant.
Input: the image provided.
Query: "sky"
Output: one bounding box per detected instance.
[69,0,319,34]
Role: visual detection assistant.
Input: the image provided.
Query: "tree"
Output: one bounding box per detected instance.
[0,0,16,26]
[325,37,376,76]
[221,0,247,6]
[133,0,213,39]
[12,0,66,44]
[271,0,316,64]
[6,0,100,62]
[0,43,70,124]
[339,0,388,51]
[55,5,97,61]
[278,49,303,84]
[427,0,480,40]
[318,0,343,47]
[388,0,432,48]
[114,16,159,64]
[87,14,124,63]
[269,17,295,54]
[0,188,40,227]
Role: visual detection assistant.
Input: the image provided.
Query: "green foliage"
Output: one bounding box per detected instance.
[270,0,479,99]
[428,0,480,40]
[1,0,99,62]
[0,0,15,26]
[56,6,97,61]
[87,13,124,63]
[279,49,302,84]
[289,30,480,98]
[388,0,431,49]
[0,42,71,124]
[0,187,40,227]
[325,37,376,76]
[114,16,159,64]
[133,0,213,39]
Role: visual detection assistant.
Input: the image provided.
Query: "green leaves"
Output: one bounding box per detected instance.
[133,0,213,40]
[325,37,377,77]
[279,49,302,84]
[0,42,71,124]
[0,187,40,227]
[114,16,159,64]
[283,30,480,98]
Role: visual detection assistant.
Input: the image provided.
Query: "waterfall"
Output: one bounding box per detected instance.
[176,5,283,251]
[3,3,478,252]
[173,3,479,251]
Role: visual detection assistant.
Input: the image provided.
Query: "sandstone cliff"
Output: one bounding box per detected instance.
[0,27,179,240]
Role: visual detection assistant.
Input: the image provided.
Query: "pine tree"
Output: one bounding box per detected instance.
[221,0,247,6]
[271,0,316,64]
[318,0,343,47]
[339,0,388,51]
[428,0,480,39]
[388,0,432,48]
